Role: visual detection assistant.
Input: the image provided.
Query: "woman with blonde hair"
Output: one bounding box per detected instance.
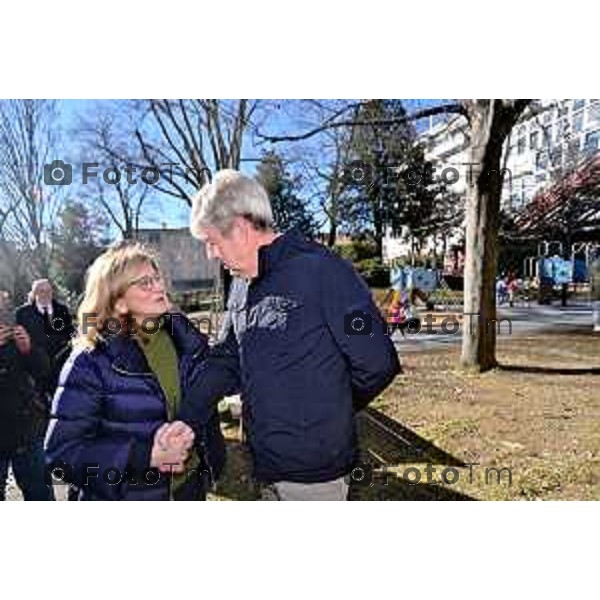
[45,241,225,500]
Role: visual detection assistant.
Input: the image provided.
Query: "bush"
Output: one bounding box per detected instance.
[333,240,377,263]
[355,258,390,288]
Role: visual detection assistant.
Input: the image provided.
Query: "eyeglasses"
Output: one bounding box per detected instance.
[127,273,164,292]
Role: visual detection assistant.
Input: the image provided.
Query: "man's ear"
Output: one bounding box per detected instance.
[230,216,247,243]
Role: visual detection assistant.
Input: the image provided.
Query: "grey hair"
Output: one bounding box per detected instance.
[190,169,273,236]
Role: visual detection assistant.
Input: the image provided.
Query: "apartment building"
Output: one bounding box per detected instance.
[382,99,600,262]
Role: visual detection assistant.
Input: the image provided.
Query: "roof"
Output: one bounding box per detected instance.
[513,153,600,240]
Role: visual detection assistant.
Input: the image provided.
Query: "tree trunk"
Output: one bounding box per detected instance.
[461,106,509,372]
[461,178,502,369]
[374,219,383,261]
[328,219,337,247]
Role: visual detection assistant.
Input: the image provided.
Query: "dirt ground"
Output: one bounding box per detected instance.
[349,326,599,501]
[6,327,598,501]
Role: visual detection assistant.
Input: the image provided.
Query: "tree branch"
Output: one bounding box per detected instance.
[256,102,468,143]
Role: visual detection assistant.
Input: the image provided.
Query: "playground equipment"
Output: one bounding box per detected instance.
[523,241,600,304]
[387,266,438,333]
[386,265,464,333]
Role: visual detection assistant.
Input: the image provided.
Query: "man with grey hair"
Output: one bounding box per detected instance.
[179,169,401,500]
[16,279,75,399]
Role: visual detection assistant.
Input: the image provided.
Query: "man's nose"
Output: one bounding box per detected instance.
[206,246,220,261]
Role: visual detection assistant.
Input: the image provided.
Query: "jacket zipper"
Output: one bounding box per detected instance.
[112,363,175,499]
[112,361,214,499]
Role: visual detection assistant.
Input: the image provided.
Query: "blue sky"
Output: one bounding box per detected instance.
[54,99,450,235]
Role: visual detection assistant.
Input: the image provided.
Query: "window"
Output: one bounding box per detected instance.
[543,109,552,124]
[586,102,600,125]
[517,137,526,154]
[558,119,570,137]
[550,146,563,167]
[542,125,553,144]
[573,99,585,111]
[536,152,548,170]
[564,140,581,164]
[570,138,581,154]
[584,130,600,153]
[557,101,569,117]
[518,125,526,137]
[147,232,161,245]
[530,131,540,149]
[573,111,584,132]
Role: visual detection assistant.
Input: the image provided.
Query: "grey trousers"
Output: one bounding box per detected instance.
[261,477,349,501]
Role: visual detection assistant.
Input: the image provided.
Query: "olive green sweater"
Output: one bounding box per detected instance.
[138,326,200,496]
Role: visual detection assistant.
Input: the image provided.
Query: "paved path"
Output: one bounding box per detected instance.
[393,304,594,353]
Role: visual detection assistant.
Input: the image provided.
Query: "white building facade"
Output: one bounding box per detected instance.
[383,99,600,263]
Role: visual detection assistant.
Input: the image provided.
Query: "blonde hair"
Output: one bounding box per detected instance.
[190,169,273,236]
[76,241,162,348]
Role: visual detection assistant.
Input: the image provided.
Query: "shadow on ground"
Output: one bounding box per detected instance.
[498,364,600,375]
[351,408,475,500]
[210,409,475,501]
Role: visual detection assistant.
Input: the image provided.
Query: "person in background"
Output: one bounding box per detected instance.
[387,290,403,327]
[496,275,507,306]
[16,279,75,400]
[507,275,519,308]
[0,290,54,501]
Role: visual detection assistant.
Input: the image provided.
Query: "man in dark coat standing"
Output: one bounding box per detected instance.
[16,279,75,399]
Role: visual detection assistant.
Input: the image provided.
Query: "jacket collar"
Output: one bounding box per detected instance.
[255,230,305,281]
[28,299,62,316]
[98,312,208,375]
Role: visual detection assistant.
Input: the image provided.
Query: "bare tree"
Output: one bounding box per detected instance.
[0,99,61,277]
[87,99,260,305]
[76,104,151,239]
[99,99,261,206]
[285,100,359,247]
[313,127,355,246]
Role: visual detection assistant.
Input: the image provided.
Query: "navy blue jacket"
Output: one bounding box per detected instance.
[45,314,225,501]
[180,232,401,484]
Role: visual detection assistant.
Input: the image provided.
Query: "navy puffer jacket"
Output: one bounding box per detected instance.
[45,313,225,501]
